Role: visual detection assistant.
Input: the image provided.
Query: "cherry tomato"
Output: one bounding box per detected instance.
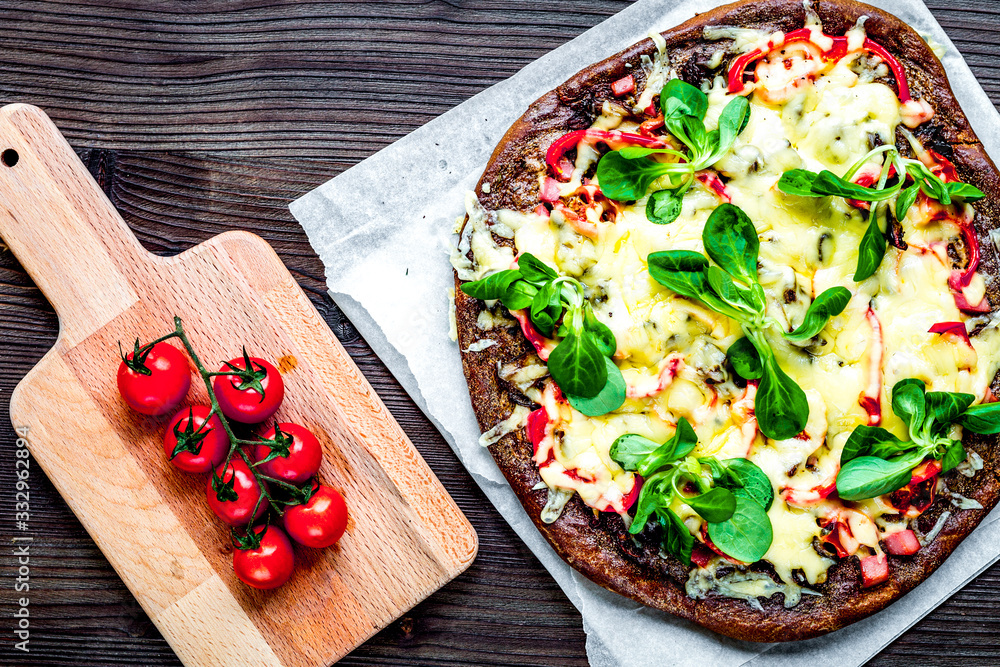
[117,341,191,416]
[207,457,268,526]
[212,353,284,423]
[253,423,322,485]
[163,406,229,474]
[233,525,294,590]
[283,484,348,548]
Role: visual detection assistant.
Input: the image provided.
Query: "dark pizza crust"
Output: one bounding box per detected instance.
[454,0,1000,642]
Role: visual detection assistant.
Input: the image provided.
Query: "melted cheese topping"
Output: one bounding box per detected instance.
[458,20,1000,599]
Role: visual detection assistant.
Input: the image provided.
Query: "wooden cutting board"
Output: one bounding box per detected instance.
[1,103,477,667]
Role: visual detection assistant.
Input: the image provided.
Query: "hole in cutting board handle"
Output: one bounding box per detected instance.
[1,149,18,167]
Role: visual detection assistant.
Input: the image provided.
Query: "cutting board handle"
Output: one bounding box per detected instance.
[0,103,147,336]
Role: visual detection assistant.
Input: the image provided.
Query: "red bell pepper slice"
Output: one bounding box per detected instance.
[727,28,911,102]
[887,468,938,518]
[545,129,666,181]
[695,170,732,203]
[638,114,665,137]
[860,306,884,426]
[947,218,988,313]
[820,516,858,559]
[781,475,837,507]
[510,308,557,361]
[929,321,971,347]
[690,543,714,568]
[526,407,548,454]
[910,459,942,485]
[619,474,643,512]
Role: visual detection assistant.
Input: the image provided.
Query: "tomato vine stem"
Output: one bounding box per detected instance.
[162,317,290,526]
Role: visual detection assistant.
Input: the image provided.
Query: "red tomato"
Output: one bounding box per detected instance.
[207,457,268,526]
[283,484,348,548]
[163,406,229,474]
[253,423,322,485]
[212,353,284,423]
[117,341,191,416]
[233,525,295,590]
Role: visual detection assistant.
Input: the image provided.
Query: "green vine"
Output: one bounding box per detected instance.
[130,316,312,543]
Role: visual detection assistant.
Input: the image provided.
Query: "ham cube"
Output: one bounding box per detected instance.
[611,75,635,97]
[860,554,889,588]
[883,530,921,556]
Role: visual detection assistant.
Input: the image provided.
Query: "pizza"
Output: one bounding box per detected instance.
[450,0,1000,641]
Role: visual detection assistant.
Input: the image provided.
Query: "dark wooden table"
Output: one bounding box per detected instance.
[1,1,998,665]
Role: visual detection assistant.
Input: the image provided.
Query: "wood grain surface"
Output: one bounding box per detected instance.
[0,1,998,665]
[2,101,477,667]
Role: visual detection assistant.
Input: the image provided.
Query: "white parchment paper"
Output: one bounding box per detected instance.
[289,1,1000,664]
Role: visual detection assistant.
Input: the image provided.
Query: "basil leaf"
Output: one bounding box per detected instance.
[461,269,521,300]
[667,114,709,155]
[958,402,1000,434]
[923,177,949,206]
[646,188,684,225]
[548,328,607,398]
[727,336,762,380]
[779,169,898,201]
[755,354,809,440]
[533,312,555,338]
[629,472,671,534]
[941,440,966,473]
[648,249,709,273]
[618,146,670,160]
[703,460,735,486]
[777,169,820,197]
[530,283,562,337]
[836,452,924,501]
[658,507,695,565]
[583,308,616,357]
[566,356,626,416]
[647,250,712,300]
[636,418,699,476]
[503,280,538,311]
[685,487,737,523]
[665,417,700,461]
[707,496,773,563]
[530,282,556,319]
[660,78,708,120]
[946,181,985,202]
[853,216,886,281]
[706,266,757,316]
[783,286,851,342]
[703,128,721,160]
[596,151,672,201]
[924,391,976,430]
[703,203,759,284]
[721,458,774,511]
[891,381,926,440]
[518,253,557,284]
[895,183,920,221]
[905,161,936,184]
[715,96,751,154]
[907,163,950,205]
[610,434,660,471]
[842,425,910,463]
[814,170,898,201]
[893,377,926,395]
